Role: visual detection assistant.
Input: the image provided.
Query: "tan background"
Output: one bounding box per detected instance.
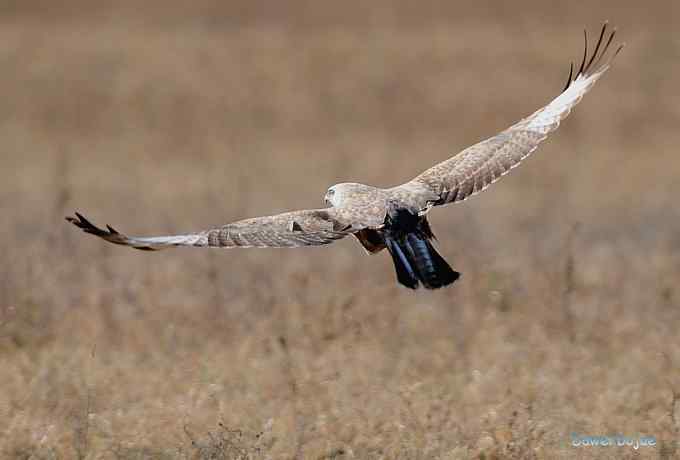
[0,1,679,458]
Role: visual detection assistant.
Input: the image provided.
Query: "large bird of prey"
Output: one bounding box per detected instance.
[68,23,622,290]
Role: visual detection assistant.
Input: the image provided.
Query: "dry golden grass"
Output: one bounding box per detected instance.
[1,1,679,458]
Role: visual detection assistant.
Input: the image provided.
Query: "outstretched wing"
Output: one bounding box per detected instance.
[399,22,623,208]
[66,209,352,251]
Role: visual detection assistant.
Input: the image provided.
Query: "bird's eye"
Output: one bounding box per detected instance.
[327,189,335,197]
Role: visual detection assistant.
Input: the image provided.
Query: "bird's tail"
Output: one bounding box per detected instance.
[384,208,460,290]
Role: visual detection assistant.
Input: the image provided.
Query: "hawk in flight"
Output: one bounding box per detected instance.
[68,23,622,290]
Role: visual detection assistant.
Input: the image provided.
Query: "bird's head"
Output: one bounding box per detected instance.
[324,182,366,207]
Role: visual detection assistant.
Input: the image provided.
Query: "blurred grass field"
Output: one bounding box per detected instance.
[1,1,679,458]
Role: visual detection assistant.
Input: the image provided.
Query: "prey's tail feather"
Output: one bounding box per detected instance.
[404,235,460,289]
[406,234,437,282]
[385,236,419,289]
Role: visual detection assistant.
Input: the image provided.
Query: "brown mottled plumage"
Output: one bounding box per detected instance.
[67,23,622,289]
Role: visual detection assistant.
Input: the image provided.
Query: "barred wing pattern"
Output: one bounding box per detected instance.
[66,209,351,250]
[404,23,623,208]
